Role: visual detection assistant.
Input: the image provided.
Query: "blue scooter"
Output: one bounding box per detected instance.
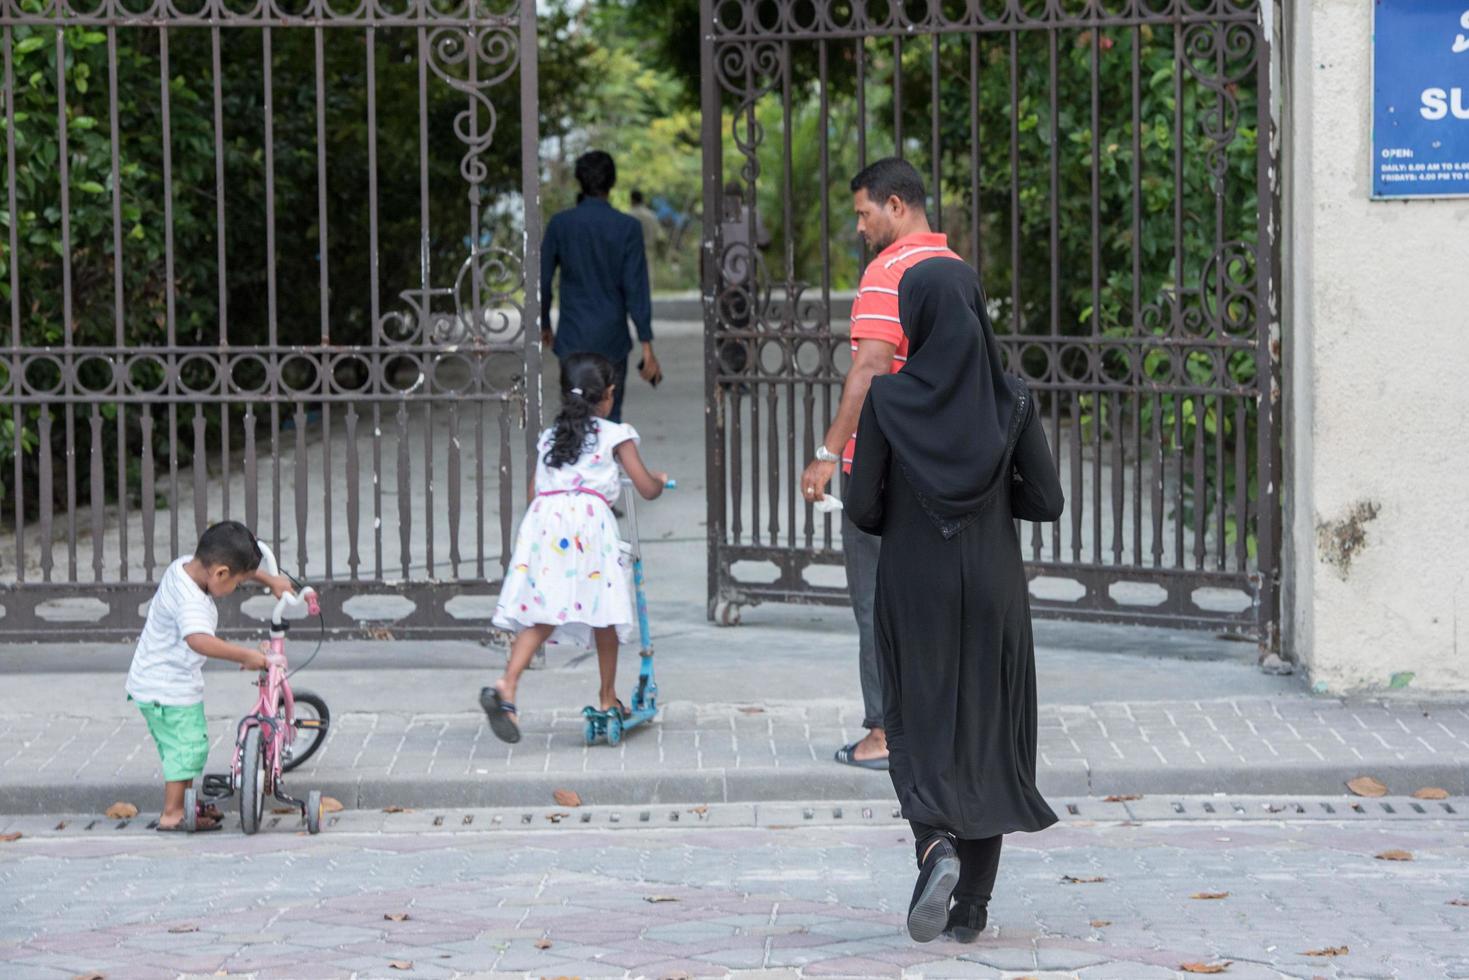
[582,477,675,746]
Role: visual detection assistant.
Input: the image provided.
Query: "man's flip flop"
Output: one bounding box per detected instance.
[479,686,522,744]
[834,742,890,770]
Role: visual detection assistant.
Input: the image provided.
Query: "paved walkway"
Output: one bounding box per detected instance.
[3,802,1467,979]
[3,688,1466,813]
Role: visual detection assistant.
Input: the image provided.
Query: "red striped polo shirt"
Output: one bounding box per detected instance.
[842,232,962,471]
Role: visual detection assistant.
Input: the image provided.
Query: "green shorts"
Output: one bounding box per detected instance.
[135,700,210,782]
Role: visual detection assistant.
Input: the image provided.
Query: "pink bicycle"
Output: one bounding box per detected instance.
[183,543,330,835]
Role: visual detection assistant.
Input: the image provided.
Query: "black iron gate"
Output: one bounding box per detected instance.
[2,0,541,639]
[700,0,1280,642]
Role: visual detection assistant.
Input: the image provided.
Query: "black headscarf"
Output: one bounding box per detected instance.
[867,258,1029,538]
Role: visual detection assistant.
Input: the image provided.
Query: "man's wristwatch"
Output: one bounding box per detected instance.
[814,446,840,464]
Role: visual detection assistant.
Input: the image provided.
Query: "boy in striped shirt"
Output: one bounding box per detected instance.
[800,158,962,771]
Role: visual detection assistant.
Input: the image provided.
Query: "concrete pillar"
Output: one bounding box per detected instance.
[1283,1,1469,691]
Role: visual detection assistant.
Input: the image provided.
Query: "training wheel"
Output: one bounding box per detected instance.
[306,789,323,835]
[182,788,198,833]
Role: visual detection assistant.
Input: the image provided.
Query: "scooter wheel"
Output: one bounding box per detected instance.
[182,788,198,833]
[584,718,599,745]
[306,789,323,835]
[606,713,624,747]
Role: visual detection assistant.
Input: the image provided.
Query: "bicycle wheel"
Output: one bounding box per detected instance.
[239,726,265,835]
[282,691,330,773]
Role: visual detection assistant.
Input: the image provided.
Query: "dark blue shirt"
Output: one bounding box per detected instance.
[541,198,653,362]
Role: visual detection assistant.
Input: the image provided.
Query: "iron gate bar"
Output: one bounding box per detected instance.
[1,0,542,640]
[701,0,1280,640]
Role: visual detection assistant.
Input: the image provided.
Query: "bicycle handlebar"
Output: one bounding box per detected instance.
[256,542,319,624]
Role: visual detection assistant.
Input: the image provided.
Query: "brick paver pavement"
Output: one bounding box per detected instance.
[3,697,1468,813]
[2,799,1467,978]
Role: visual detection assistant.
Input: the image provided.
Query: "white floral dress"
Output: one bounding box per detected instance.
[492,420,638,649]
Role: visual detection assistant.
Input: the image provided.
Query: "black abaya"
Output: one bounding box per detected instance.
[844,263,1065,843]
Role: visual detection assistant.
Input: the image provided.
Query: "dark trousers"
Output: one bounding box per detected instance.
[608,357,629,423]
[842,510,884,729]
[911,822,1004,906]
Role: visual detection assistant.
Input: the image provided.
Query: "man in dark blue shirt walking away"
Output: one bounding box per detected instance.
[540,151,661,423]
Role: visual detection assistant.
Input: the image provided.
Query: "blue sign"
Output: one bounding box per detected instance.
[1371,1,1469,199]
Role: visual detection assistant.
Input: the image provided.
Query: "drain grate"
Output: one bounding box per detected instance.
[1124,795,1462,822]
[2,795,1464,838]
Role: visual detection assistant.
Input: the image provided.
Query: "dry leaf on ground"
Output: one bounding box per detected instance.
[1346,776,1388,798]
[1180,962,1231,974]
[167,925,199,934]
[1104,794,1142,803]
[534,939,553,950]
[320,796,345,813]
[1448,899,1469,907]
[1191,892,1230,900]
[688,805,710,815]
[71,974,106,980]
[1375,849,1413,861]
[1062,875,1105,884]
[1089,920,1112,928]
[383,805,414,814]
[1303,946,1349,957]
[367,626,395,641]
[737,706,765,715]
[659,972,693,980]
[388,961,412,971]
[645,895,679,903]
[384,913,411,922]
[1413,787,1450,800]
[553,789,583,808]
[0,832,21,843]
[105,802,138,819]
[271,807,296,815]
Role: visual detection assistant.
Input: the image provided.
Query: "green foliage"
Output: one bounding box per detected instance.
[2,2,591,515]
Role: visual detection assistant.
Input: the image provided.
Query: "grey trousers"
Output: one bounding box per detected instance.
[842,509,884,730]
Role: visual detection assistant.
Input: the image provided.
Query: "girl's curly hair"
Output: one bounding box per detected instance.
[544,353,617,469]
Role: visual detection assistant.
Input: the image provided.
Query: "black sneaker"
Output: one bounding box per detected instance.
[946,900,987,943]
[906,837,960,943]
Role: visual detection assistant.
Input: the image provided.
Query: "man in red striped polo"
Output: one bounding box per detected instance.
[801,158,962,771]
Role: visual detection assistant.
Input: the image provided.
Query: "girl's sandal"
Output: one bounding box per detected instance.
[156,815,222,833]
[479,686,522,744]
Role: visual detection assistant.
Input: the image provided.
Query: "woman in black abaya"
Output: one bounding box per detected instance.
[845,258,1065,944]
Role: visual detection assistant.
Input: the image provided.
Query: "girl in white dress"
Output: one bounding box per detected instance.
[482,353,668,743]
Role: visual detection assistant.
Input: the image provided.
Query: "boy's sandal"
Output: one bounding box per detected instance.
[157,816,222,833]
[479,686,522,745]
[199,804,224,822]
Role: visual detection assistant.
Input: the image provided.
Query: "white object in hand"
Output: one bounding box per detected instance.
[811,493,844,514]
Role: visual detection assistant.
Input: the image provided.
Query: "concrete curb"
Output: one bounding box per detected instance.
[3,759,1465,815]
